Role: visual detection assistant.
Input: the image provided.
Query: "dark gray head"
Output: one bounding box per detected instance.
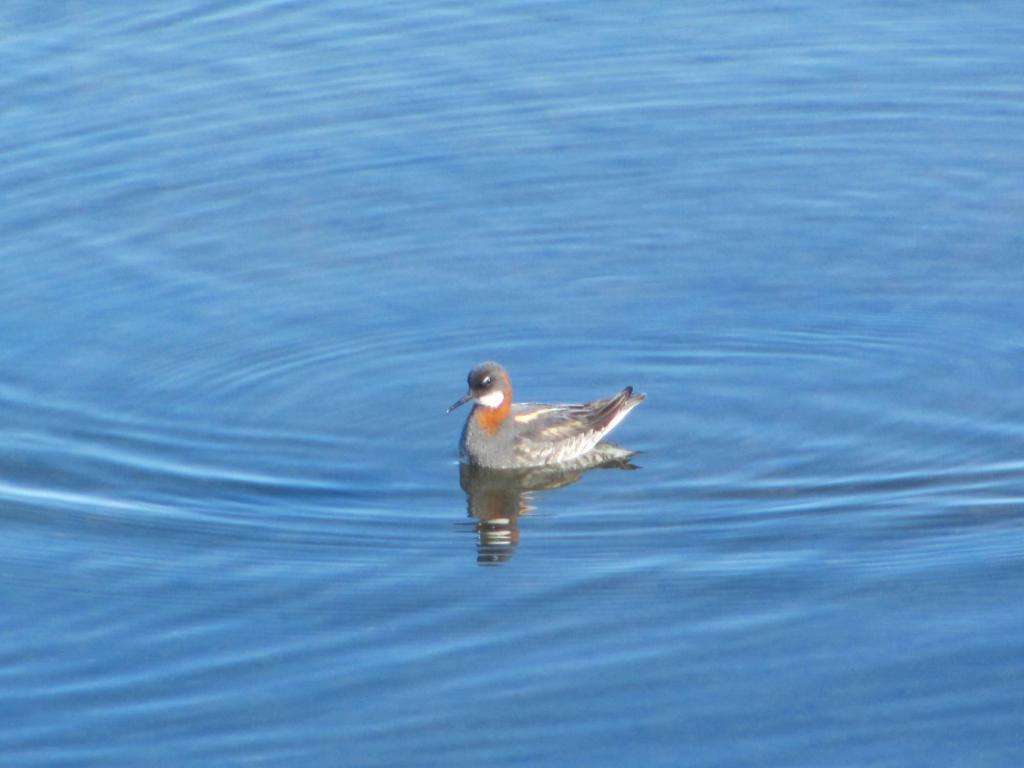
[447,361,511,413]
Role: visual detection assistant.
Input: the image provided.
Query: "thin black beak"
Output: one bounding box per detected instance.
[446,392,472,414]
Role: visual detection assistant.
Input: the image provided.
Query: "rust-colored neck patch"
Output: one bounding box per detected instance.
[473,375,512,434]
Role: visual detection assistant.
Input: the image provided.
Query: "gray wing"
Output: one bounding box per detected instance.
[512,388,643,465]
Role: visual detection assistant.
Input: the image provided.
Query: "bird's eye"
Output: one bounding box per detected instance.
[481,376,492,387]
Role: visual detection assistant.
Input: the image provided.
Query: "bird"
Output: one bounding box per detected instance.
[447,361,645,469]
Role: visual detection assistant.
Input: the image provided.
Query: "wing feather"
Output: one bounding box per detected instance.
[512,388,642,464]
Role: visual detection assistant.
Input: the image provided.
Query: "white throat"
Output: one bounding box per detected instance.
[475,390,505,409]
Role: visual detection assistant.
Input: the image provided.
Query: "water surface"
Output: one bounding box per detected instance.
[2,2,1023,765]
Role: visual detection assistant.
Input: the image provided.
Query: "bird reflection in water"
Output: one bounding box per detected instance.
[457,448,639,565]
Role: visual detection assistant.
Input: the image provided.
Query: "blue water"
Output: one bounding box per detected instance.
[2,2,1023,765]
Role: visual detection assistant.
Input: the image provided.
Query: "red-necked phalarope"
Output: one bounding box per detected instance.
[447,361,645,469]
